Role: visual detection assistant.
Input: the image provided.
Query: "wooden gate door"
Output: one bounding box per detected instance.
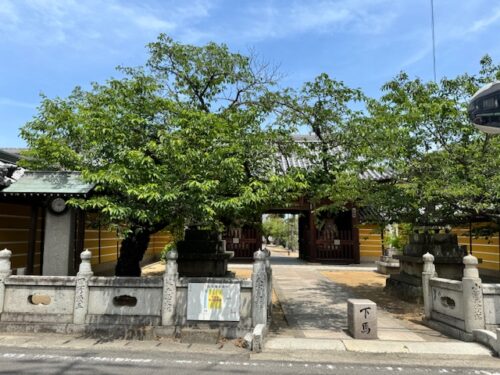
[224,226,261,259]
[315,210,356,263]
[315,228,355,262]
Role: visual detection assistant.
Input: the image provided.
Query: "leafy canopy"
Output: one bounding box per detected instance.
[362,56,500,226]
[20,35,306,236]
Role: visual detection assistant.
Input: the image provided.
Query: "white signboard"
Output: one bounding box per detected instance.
[187,283,240,321]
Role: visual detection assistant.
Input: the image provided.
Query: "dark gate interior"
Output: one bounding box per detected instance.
[315,210,356,263]
[224,207,359,263]
[223,226,261,259]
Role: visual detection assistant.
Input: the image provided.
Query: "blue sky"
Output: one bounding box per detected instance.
[1,0,499,147]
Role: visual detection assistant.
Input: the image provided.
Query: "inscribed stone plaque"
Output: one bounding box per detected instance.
[187,283,240,321]
[347,299,377,339]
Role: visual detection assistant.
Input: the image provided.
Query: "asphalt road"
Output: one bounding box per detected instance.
[0,347,498,375]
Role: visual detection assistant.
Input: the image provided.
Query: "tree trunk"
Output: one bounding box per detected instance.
[115,227,151,276]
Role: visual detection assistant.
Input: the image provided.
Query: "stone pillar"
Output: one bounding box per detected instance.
[43,208,75,276]
[0,249,12,314]
[162,249,178,326]
[347,299,378,339]
[422,252,436,319]
[263,247,273,320]
[73,250,93,324]
[462,254,485,333]
[252,249,268,326]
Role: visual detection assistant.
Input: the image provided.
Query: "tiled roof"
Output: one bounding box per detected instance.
[2,171,95,197]
[0,161,24,189]
[0,149,24,189]
[0,149,21,164]
[280,134,393,181]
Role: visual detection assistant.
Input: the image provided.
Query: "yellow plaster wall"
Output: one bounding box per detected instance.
[359,224,383,262]
[83,214,173,266]
[452,226,499,273]
[0,202,43,274]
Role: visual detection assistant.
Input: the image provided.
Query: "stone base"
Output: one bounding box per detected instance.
[177,252,234,277]
[0,322,252,341]
[423,318,473,342]
[395,255,466,280]
[375,256,400,275]
[473,329,500,356]
[179,327,220,344]
[385,273,423,303]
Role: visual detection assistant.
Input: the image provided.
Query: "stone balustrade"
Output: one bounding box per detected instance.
[422,251,500,354]
[0,247,272,344]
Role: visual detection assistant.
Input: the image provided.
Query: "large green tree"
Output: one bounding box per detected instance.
[362,56,500,227]
[272,73,372,212]
[20,35,305,276]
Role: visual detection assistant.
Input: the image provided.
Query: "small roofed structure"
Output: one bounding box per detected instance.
[2,171,95,276]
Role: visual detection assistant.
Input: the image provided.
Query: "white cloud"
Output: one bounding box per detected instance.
[468,7,500,33]
[396,2,500,71]
[0,0,20,27]
[0,0,217,48]
[238,0,397,41]
[0,97,36,109]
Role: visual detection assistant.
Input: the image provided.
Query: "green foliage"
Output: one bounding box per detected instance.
[262,214,298,250]
[20,35,306,240]
[273,74,369,210]
[384,223,412,251]
[362,56,500,226]
[19,32,500,253]
[160,241,177,262]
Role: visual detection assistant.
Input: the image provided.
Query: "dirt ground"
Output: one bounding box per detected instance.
[141,261,253,280]
[321,270,424,322]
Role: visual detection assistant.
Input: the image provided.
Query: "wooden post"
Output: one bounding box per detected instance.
[352,206,360,264]
[27,205,38,275]
[309,210,318,261]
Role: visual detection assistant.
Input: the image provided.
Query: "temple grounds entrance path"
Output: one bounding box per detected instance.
[143,246,492,356]
[242,245,492,355]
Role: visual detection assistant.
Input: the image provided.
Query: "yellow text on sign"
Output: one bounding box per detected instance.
[208,288,223,310]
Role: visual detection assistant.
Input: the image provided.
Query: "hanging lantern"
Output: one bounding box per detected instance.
[468,81,500,134]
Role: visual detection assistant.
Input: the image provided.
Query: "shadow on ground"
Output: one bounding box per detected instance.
[320,271,424,321]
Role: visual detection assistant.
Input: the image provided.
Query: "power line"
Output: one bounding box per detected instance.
[430,0,437,82]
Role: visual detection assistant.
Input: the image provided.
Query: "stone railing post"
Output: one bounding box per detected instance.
[422,252,436,319]
[263,247,273,319]
[0,249,12,314]
[462,254,485,333]
[73,249,93,324]
[162,249,178,326]
[252,249,268,326]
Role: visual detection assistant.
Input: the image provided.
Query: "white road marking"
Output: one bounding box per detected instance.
[1,352,498,374]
